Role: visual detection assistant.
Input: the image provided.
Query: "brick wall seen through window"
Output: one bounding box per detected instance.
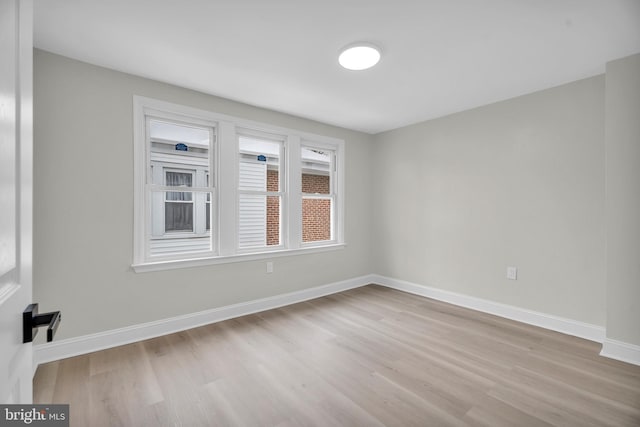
[301,173,331,242]
[266,169,280,245]
[265,171,331,244]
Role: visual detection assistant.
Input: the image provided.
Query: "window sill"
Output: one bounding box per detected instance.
[132,243,346,273]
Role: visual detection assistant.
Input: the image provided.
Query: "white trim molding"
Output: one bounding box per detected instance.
[600,338,640,366]
[132,243,346,273]
[371,274,606,343]
[133,96,346,272]
[34,274,375,367]
[37,274,640,371]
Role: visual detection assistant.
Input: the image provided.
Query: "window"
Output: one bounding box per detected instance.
[164,170,194,232]
[133,97,344,271]
[146,118,214,258]
[301,146,334,243]
[238,133,284,249]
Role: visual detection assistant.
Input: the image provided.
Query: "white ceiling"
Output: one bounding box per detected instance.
[34,0,640,134]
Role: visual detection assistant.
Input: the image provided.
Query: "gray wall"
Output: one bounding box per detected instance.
[34,48,638,348]
[605,53,640,346]
[372,76,607,326]
[33,49,373,340]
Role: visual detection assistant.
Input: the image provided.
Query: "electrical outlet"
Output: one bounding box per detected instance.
[266,261,274,273]
[507,266,517,280]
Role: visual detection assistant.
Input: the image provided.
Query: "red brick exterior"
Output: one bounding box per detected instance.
[265,171,331,245]
[302,198,331,242]
[266,170,279,245]
[301,173,331,242]
[302,173,330,194]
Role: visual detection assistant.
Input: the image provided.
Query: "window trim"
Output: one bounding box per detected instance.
[133,96,345,272]
[136,103,218,263]
[132,244,346,273]
[300,142,338,245]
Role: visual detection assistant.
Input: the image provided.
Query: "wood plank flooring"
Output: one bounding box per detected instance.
[34,285,640,426]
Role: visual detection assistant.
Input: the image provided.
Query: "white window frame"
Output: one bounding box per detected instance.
[300,142,338,246]
[237,129,287,253]
[133,96,345,272]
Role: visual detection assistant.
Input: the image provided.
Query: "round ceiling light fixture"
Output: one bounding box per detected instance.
[338,43,381,71]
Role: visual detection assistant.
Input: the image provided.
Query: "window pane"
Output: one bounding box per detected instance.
[147,118,213,254]
[267,196,280,246]
[239,160,267,191]
[166,171,192,187]
[150,190,212,257]
[237,194,281,248]
[302,173,330,194]
[239,136,280,191]
[165,202,194,232]
[301,146,334,243]
[238,135,282,249]
[166,171,193,201]
[238,193,266,248]
[167,190,193,202]
[149,119,210,187]
[150,120,210,146]
[302,197,332,242]
[301,147,331,195]
[267,169,279,192]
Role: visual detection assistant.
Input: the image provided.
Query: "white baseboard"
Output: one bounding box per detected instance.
[34,274,376,368]
[371,274,606,343]
[600,339,640,366]
[36,273,640,371]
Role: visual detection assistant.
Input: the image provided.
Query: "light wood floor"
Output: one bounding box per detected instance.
[34,285,640,426]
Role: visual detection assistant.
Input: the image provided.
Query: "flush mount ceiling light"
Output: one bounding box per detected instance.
[338,43,381,71]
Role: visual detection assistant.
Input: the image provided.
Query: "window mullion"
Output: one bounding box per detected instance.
[287,135,302,250]
[218,120,237,256]
[133,96,343,269]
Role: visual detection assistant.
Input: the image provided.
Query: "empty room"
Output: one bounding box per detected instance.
[2,0,640,426]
